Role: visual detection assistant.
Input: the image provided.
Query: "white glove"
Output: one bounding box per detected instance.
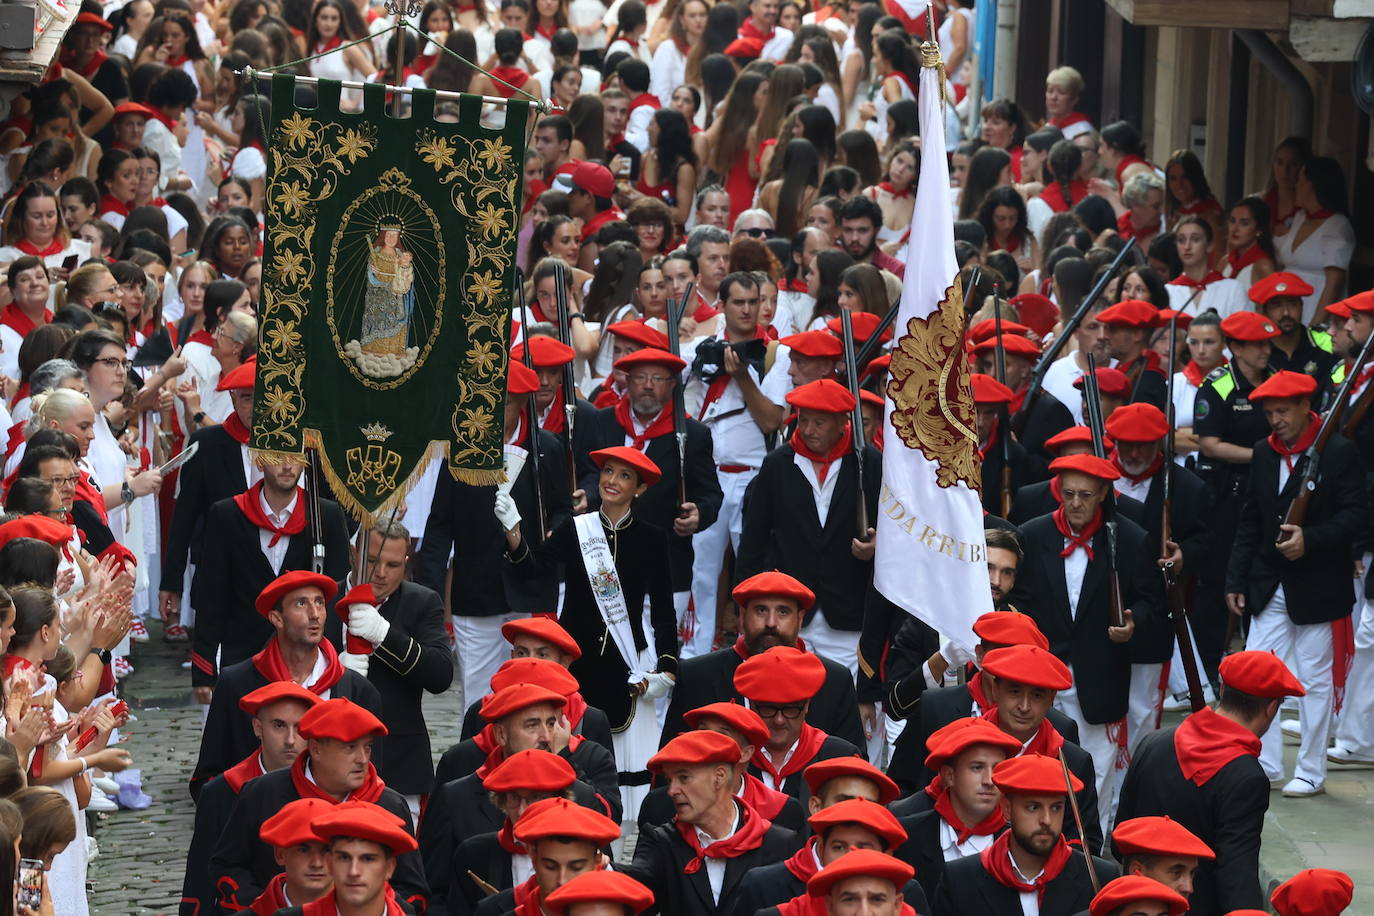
[641,671,675,699]
[939,635,975,670]
[340,651,370,677]
[346,602,390,646]
[494,491,522,532]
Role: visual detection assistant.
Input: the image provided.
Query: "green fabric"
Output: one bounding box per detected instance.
[251,75,529,521]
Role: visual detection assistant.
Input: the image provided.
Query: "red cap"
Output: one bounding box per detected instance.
[1089,876,1188,916]
[515,796,622,845]
[781,330,844,359]
[1218,650,1306,698]
[993,752,1082,796]
[260,798,334,848]
[216,357,256,391]
[490,657,580,696]
[1249,271,1314,306]
[923,718,1022,770]
[238,680,322,716]
[724,36,764,57]
[1248,370,1317,402]
[1344,290,1374,314]
[255,570,338,618]
[1096,299,1161,328]
[112,101,157,121]
[858,389,884,409]
[1220,311,1280,342]
[1104,402,1170,443]
[614,347,686,374]
[786,378,856,413]
[971,374,1014,405]
[981,644,1073,690]
[512,336,575,368]
[731,571,815,612]
[545,871,655,916]
[802,756,900,805]
[806,849,913,897]
[1043,426,1107,455]
[862,353,892,382]
[482,748,577,793]
[298,697,388,741]
[570,161,615,198]
[684,702,769,749]
[1049,453,1121,481]
[1111,816,1215,859]
[75,11,114,30]
[827,312,893,343]
[734,646,826,704]
[1326,299,1354,320]
[0,515,75,552]
[607,320,670,350]
[508,361,540,395]
[971,334,1040,359]
[968,318,1032,343]
[807,798,907,849]
[312,800,417,855]
[590,446,662,486]
[1073,367,1131,399]
[1155,309,1193,330]
[480,683,568,721]
[1270,868,1354,916]
[648,730,742,772]
[972,611,1048,650]
[1010,293,1059,338]
[501,616,582,661]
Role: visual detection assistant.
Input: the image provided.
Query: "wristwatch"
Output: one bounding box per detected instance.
[192,411,205,425]
[91,648,112,665]
[121,481,135,504]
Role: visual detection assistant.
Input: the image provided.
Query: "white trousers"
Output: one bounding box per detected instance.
[686,469,755,659]
[1056,670,1120,840]
[455,612,524,703]
[1334,555,1374,757]
[1127,663,1165,752]
[612,692,659,830]
[1246,586,1334,785]
[1166,617,1210,695]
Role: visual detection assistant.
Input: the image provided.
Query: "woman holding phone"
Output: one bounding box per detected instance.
[0,184,90,288]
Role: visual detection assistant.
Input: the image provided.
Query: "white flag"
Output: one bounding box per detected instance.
[873,56,991,653]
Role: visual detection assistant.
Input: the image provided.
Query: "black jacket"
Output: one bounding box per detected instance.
[1007,482,1146,530]
[1015,391,1076,477]
[728,848,931,916]
[181,765,249,916]
[978,433,1034,518]
[448,831,512,916]
[161,424,249,592]
[931,846,1118,916]
[891,810,949,904]
[636,784,806,835]
[431,736,622,816]
[745,733,860,806]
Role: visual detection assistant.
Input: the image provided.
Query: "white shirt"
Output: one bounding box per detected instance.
[258,488,299,573]
[1062,536,1088,617]
[1042,354,1088,425]
[1008,849,1043,916]
[1165,279,1244,320]
[937,817,995,862]
[649,39,688,108]
[793,449,840,526]
[694,805,741,903]
[1116,474,1150,504]
[753,734,800,791]
[1172,370,1199,464]
[1274,211,1356,324]
[511,852,534,886]
[681,338,790,467]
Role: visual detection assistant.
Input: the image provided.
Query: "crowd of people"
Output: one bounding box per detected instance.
[0,0,1366,912]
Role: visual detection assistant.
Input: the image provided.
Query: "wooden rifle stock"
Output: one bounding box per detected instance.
[1059,749,1099,894]
[1163,563,1206,712]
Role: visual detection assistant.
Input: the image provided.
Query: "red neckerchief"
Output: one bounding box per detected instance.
[878,181,913,199]
[61,48,108,80]
[674,799,771,873]
[789,426,850,483]
[979,831,1074,902]
[1182,357,1222,387]
[74,467,108,525]
[580,208,624,244]
[740,773,790,821]
[1224,243,1267,278]
[1118,349,1164,383]
[1169,271,1224,289]
[1177,198,1221,216]
[782,839,820,883]
[780,279,808,293]
[628,92,661,112]
[2,655,33,680]
[1049,112,1089,130]
[15,237,64,258]
[222,411,251,444]
[541,386,567,434]
[1036,180,1088,213]
[535,22,556,38]
[933,783,1005,844]
[252,636,346,695]
[491,66,531,98]
[149,107,178,131]
[4,420,23,457]
[496,819,526,856]
[1112,448,1163,485]
[513,875,544,916]
[1305,207,1333,220]
[979,706,1063,758]
[1053,505,1101,560]
[976,416,999,462]
[98,195,130,217]
[1268,411,1320,474]
[990,234,1023,254]
[1174,706,1261,785]
[248,873,290,916]
[187,329,214,347]
[301,886,405,916]
[1114,154,1148,187]
[289,751,386,804]
[698,374,731,420]
[0,303,51,337]
[222,751,265,793]
[750,723,828,784]
[614,396,674,450]
[314,36,342,53]
[738,17,774,41]
[593,383,621,409]
[967,670,989,710]
[1115,210,1137,240]
[164,53,190,67]
[233,481,306,546]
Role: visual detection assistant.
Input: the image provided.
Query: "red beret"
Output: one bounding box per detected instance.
[481,683,568,721]
[1043,426,1107,455]
[1104,402,1170,443]
[862,353,892,382]
[827,312,893,343]
[513,336,575,368]
[312,800,417,855]
[255,570,338,618]
[607,320,670,350]
[802,756,901,805]
[1010,293,1059,338]
[1248,370,1317,402]
[614,347,687,374]
[1089,876,1188,916]
[298,697,388,741]
[0,515,74,552]
[1227,911,1272,915]
[1344,290,1374,314]
[1270,868,1354,916]
[507,361,540,395]
[75,11,114,30]
[807,849,914,898]
[993,752,1082,796]
[780,330,844,359]
[514,796,621,845]
[684,702,769,749]
[858,389,884,409]
[1096,299,1161,328]
[972,611,1048,650]
[590,446,662,486]
[260,798,334,848]
[1072,367,1131,399]
[1249,271,1314,306]
[1049,453,1121,481]
[981,644,1073,690]
[971,334,1040,359]
[807,798,907,849]
[490,657,580,697]
[1154,308,1193,330]
[1218,650,1306,698]
[501,616,582,661]
[924,718,1022,770]
[786,378,856,413]
[648,730,741,772]
[216,357,257,392]
[239,680,322,716]
[1112,816,1215,860]
[1220,311,1280,342]
[732,571,815,611]
[112,101,157,120]
[968,318,1032,343]
[1326,299,1353,320]
[734,646,826,704]
[724,36,764,57]
[971,374,1014,405]
[545,871,655,916]
[482,748,577,793]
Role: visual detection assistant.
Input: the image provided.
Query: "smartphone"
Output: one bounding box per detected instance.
[61,254,79,270]
[616,158,631,177]
[17,858,42,910]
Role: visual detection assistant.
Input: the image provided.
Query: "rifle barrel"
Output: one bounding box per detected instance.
[839,309,870,538]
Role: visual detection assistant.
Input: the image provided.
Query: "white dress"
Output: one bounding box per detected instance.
[1274,211,1356,324]
[863,72,915,147]
[649,39,687,106]
[40,678,89,916]
[1165,279,1244,320]
[309,46,365,110]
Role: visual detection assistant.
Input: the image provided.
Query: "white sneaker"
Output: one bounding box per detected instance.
[85,836,99,861]
[1280,718,1302,740]
[1162,692,1192,712]
[1328,746,1374,766]
[86,793,118,812]
[1281,776,1325,798]
[91,776,120,794]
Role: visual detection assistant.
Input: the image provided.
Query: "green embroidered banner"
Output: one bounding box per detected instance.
[251,74,529,522]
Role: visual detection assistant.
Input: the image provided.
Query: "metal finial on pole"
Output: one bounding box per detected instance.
[385,0,423,117]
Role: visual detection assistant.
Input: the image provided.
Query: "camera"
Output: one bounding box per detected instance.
[690,337,767,380]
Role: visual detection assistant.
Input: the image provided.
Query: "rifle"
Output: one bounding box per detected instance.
[667,282,695,511]
[1059,749,1099,895]
[839,309,870,539]
[1011,238,1137,437]
[1080,353,1125,629]
[840,268,983,388]
[1280,328,1374,537]
[515,269,547,542]
[1342,362,1374,438]
[992,286,1012,518]
[552,261,578,499]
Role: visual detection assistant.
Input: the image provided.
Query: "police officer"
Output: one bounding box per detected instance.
[1249,272,1336,396]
